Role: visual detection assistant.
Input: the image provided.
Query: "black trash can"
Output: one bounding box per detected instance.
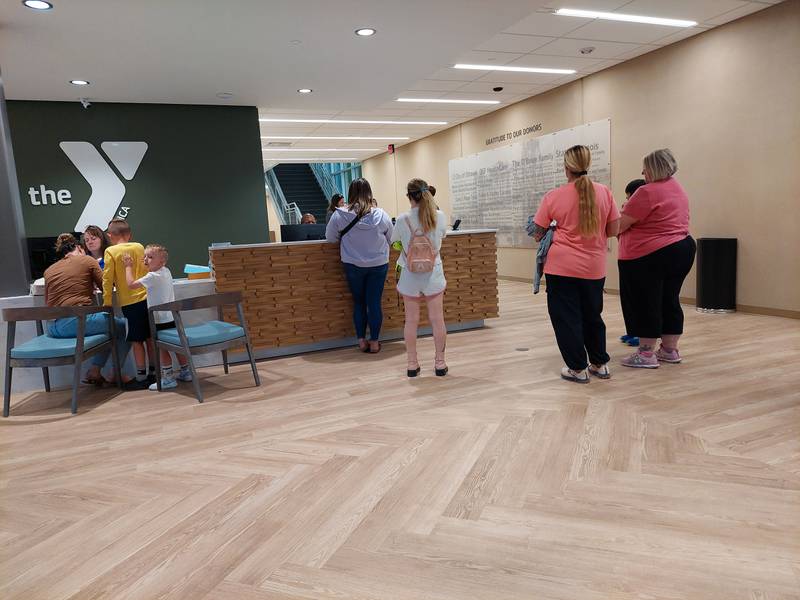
[696,238,737,313]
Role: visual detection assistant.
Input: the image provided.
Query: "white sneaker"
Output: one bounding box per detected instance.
[149,378,178,391]
[560,367,589,384]
[588,363,611,379]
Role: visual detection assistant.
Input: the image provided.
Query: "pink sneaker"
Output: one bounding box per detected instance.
[621,351,659,369]
[656,346,682,363]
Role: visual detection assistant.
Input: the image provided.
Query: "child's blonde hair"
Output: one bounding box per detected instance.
[145,244,169,263]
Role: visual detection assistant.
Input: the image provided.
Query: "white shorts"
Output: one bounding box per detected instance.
[397,263,446,298]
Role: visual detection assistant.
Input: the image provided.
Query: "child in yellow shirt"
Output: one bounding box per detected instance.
[103,218,151,389]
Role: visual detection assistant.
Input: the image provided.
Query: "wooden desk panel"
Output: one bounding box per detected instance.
[210,232,498,351]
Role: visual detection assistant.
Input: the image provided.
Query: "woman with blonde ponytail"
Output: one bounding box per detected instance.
[531,145,620,384]
[391,178,449,377]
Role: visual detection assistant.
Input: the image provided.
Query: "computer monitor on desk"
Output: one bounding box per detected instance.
[280,224,327,242]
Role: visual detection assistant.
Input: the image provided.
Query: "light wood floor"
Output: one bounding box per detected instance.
[1,281,799,600]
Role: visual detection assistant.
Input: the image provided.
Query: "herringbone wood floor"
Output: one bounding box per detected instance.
[1,281,799,600]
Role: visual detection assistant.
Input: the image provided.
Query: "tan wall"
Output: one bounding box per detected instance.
[362,0,800,314]
[364,152,399,217]
[264,186,282,242]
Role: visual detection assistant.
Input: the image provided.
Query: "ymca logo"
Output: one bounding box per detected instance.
[28,141,148,231]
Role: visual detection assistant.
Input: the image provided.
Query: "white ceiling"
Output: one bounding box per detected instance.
[0,0,782,168]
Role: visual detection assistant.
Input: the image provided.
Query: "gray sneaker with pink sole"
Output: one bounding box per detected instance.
[656,346,682,363]
[621,351,659,369]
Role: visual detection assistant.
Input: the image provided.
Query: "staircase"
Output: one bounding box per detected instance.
[272,164,328,223]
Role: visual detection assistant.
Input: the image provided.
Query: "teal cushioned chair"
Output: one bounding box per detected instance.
[11,333,109,359]
[148,291,260,402]
[3,305,123,416]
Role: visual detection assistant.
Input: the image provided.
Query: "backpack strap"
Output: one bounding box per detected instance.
[401,216,422,258]
[338,211,363,239]
[405,216,424,237]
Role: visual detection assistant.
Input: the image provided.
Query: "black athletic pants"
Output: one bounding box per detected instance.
[545,274,610,371]
[618,236,696,339]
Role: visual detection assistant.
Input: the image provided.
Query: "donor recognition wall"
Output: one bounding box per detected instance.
[449,119,610,248]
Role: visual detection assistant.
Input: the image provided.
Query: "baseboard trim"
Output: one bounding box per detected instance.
[498,275,533,284]
[733,304,800,319]
[499,278,799,319]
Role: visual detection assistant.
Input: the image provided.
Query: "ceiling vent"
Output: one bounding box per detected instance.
[266,141,293,148]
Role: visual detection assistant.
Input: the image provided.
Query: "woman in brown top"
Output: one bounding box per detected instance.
[44,234,128,385]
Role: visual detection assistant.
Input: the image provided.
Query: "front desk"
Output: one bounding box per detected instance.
[210,230,499,359]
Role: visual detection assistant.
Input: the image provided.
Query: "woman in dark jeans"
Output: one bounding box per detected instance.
[325,178,393,353]
[618,148,696,368]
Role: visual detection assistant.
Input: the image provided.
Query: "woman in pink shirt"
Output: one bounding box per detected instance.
[617,148,696,368]
[533,145,620,384]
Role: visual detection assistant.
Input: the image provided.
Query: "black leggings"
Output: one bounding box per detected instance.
[618,236,696,339]
[546,274,609,371]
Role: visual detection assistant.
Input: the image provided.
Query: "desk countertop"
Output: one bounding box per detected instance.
[209,229,498,251]
[0,277,214,305]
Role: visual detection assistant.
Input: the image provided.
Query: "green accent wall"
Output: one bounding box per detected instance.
[8,101,267,274]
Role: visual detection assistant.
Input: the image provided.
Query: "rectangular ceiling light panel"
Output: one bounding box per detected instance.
[396,98,500,105]
[453,63,576,74]
[555,8,697,27]
[259,118,447,125]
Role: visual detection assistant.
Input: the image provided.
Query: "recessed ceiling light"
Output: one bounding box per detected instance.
[70,80,90,86]
[22,0,53,10]
[555,8,696,28]
[297,88,313,94]
[355,28,376,36]
[263,148,380,152]
[262,136,410,140]
[397,98,500,105]
[259,118,447,125]
[454,64,576,74]
[265,158,359,162]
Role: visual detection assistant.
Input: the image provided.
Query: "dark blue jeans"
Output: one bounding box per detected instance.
[343,263,389,340]
[48,313,129,368]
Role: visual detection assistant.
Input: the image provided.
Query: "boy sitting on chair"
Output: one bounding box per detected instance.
[122,244,191,391]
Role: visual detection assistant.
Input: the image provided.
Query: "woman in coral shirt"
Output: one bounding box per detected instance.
[617,148,696,368]
[533,145,620,384]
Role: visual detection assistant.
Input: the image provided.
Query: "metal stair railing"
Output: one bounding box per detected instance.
[309,162,340,203]
[265,168,302,224]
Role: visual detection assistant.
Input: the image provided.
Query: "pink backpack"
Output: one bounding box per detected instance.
[403,218,437,273]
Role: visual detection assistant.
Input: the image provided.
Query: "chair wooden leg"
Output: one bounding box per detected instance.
[154,342,162,392]
[71,359,82,414]
[42,367,51,392]
[245,342,260,386]
[185,352,202,403]
[3,364,12,418]
[222,350,229,375]
[109,326,123,389]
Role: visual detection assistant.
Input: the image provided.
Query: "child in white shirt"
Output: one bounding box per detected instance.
[123,244,191,390]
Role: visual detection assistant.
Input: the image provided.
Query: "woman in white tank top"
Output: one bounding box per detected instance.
[391,178,449,377]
